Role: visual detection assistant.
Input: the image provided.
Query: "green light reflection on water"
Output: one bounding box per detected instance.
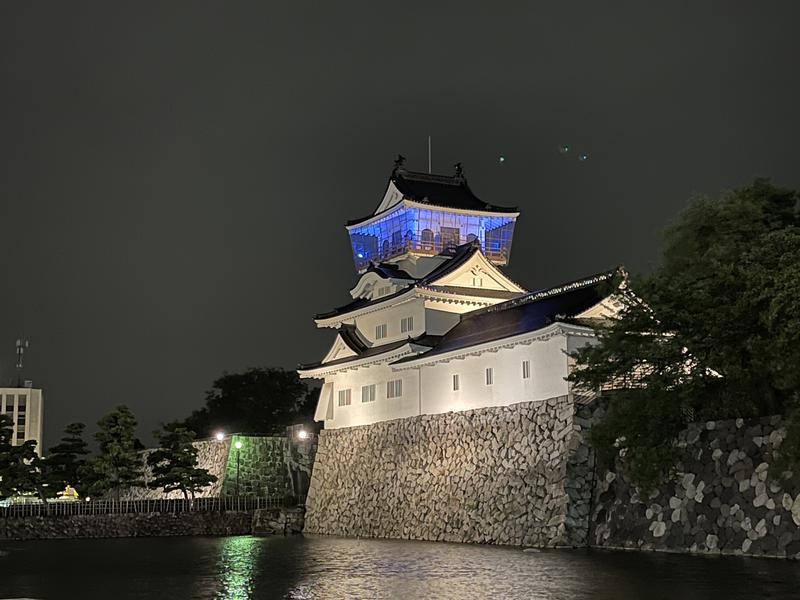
[215,536,265,599]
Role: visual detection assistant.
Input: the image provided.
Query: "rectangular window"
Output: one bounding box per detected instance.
[361,384,376,403]
[522,360,531,380]
[400,316,413,333]
[5,395,14,411]
[485,367,494,386]
[387,379,403,399]
[452,374,460,391]
[17,395,26,407]
[375,324,387,339]
[472,277,483,287]
[337,389,352,407]
[441,226,460,250]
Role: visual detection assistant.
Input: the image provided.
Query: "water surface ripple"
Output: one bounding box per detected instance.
[1,534,798,599]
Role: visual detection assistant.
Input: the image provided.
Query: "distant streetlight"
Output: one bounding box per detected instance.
[215,431,225,442]
[297,429,308,440]
[235,440,243,496]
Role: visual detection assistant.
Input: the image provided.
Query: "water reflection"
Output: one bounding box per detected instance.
[215,536,265,599]
[0,535,798,599]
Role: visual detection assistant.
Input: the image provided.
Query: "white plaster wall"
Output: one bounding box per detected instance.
[355,298,426,345]
[326,364,421,429]
[321,334,576,429]
[418,335,570,415]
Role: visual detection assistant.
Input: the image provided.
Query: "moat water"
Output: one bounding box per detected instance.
[1,535,798,599]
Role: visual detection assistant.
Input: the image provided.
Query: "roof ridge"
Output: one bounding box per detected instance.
[463,269,618,320]
[395,170,464,186]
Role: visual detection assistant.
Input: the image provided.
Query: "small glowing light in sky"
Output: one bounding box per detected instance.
[579,153,589,161]
[215,431,225,441]
[297,429,309,440]
[559,144,570,154]
[498,156,506,163]
[235,441,243,450]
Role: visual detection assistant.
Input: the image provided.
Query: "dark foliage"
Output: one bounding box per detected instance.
[173,367,316,437]
[570,179,800,490]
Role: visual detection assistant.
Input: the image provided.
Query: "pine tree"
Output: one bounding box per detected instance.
[46,422,90,495]
[146,425,216,499]
[0,415,53,500]
[81,406,142,500]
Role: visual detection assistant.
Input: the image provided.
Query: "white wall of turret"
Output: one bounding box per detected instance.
[353,298,426,345]
[322,329,592,430]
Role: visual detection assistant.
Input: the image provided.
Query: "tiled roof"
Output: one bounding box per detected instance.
[393,270,618,363]
[298,334,442,371]
[314,242,487,321]
[346,168,517,227]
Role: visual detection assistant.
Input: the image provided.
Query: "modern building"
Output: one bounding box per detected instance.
[0,385,44,450]
[299,158,623,429]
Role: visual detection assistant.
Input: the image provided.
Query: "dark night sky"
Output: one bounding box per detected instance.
[1,2,798,447]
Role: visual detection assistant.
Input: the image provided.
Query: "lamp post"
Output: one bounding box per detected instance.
[235,440,243,497]
[215,431,225,442]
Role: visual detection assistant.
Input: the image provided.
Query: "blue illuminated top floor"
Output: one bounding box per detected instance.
[346,163,519,272]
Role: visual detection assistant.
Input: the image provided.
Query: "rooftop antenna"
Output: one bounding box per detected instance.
[427,135,432,174]
[15,337,29,387]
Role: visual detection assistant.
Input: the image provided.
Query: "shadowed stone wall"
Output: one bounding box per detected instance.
[591,414,800,558]
[0,507,306,540]
[221,436,292,497]
[305,396,589,547]
[122,435,315,500]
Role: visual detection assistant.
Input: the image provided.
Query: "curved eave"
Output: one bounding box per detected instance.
[345,199,519,230]
[314,288,417,327]
[314,285,519,328]
[298,342,431,378]
[391,322,595,370]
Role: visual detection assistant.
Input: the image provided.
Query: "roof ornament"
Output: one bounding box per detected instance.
[392,154,407,175]
[454,162,465,182]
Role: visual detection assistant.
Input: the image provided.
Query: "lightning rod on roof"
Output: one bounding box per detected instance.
[428,135,432,174]
[15,337,29,387]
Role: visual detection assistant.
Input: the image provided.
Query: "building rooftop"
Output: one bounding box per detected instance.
[315,241,514,321]
[346,166,518,227]
[393,270,618,363]
[298,333,443,371]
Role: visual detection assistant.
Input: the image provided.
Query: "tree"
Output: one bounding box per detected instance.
[0,414,53,500]
[81,405,142,500]
[570,179,800,490]
[173,367,316,437]
[45,422,90,495]
[146,425,217,499]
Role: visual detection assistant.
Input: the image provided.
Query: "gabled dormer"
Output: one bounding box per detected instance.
[346,157,520,273]
[418,240,525,293]
[319,324,369,364]
[349,263,415,300]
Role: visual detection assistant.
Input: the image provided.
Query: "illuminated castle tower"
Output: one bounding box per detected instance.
[347,156,519,275]
[300,158,621,430]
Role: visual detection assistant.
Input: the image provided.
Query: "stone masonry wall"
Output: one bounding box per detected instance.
[122,438,231,500]
[305,397,586,547]
[0,511,253,540]
[221,436,293,497]
[591,414,800,558]
[0,507,305,540]
[122,435,299,500]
